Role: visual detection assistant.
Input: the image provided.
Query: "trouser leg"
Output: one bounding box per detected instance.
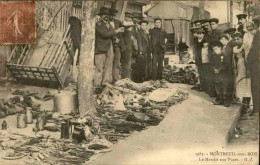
[121,50,132,79]
[250,67,259,113]
[157,50,164,80]
[103,44,114,84]
[152,51,159,80]
[112,46,121,83]
[146,52,152,80]
[94,54,106,87]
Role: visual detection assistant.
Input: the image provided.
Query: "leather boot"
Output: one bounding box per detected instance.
[242,97,251,111]
[213,95,223,105]
[223,95,231,107]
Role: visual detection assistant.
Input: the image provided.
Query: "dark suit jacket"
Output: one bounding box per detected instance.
[131,26,142,52]
[139,29,151,54]
[211,28,223,42]
[247,29,260,72]
[223,40,235,75]
[149,27,167,52]
[211,52,232,75]
[194,38,205,66]
[112,19,126,51]
[95,19,117,55]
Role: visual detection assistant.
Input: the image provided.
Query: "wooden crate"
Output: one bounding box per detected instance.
[6,25,74,88]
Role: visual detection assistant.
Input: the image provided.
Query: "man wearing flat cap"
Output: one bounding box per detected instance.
[237,14,247,37]
[94,7,124,86]
[209,18,223,42]
[108,8,126,83]
[149,18,168,80]
[194,20,202,28]
[201,19,212,41]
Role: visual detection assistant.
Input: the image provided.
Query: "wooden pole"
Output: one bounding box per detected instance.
[227,0,230,24]
[230,0,233,27]
[78,1,97,117]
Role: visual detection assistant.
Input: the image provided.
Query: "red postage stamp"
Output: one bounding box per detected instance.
[0,1,36,44]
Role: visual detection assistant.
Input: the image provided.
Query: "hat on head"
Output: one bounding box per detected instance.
[201,19,209,24]
[236,14,247,19]
[219,33,229,40]
[154,17,162,22]
[194,20,202,24]
[109,8,118,16]
[132,12,143,19]
[211,41,223,48]
[139,20,148,25]
[190,27,199,33]
[196,28,205,34]
[252,15,260,27]
[98,7,110,16]
[232,32,242,38]
[209,18,219,24]
[224,28,236,34]
[125,12,134,18]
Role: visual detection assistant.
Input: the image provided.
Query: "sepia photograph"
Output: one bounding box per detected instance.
[0,0,259,164]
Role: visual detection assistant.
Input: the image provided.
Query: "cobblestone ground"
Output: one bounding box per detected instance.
[229,110,259,146]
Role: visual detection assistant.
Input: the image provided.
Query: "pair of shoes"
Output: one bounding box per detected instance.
[191,86,200,90]
[213,97,223,105]
[224,101,231,107]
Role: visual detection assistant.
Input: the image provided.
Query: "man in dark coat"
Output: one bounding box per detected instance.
[247,16,260,114]
[194,28,206,91]
[149,18,167,80]
[209,18,223,42]
[219,34,235,106]
[135,20,151,82]
[109,8,126,83]
[236,14,247,37]
[201,19,212,41]
[94,7,124,86]
[121,12,134,79]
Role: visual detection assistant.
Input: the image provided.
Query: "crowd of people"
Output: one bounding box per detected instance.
[93,6,259,114]
[94,7,167,87]
[190,14,259,115]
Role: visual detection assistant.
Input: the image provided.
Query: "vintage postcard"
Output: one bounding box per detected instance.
[0,0,259,165]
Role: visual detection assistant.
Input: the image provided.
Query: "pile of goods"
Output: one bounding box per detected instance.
[0,80,189,164]
[94,79,189,142]
[0,89,53,118]
[162,65,198,85]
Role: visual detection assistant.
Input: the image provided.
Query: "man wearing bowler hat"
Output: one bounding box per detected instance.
[236,14,247,37]
[94,7,124,86]
[109,8,126,83]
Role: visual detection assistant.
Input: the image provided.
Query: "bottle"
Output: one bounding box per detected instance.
[26,107,33,124]
[1,120,7,130]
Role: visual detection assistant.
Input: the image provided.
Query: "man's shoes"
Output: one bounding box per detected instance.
[191,85,200,90]
[213,97,223,105]
[224,100,231,107]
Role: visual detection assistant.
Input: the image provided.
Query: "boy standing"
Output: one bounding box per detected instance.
[201,39,210,93]
[211,41,232,107]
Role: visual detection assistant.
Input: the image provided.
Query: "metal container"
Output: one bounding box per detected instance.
[61,121,69,139]
[26,107,33,124]
[54,91,77,114]
[17,113,27,128]
[36,117,45,131]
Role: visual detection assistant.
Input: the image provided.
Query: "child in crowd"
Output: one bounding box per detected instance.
[201,39,210,93]
[211,41,232,107]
